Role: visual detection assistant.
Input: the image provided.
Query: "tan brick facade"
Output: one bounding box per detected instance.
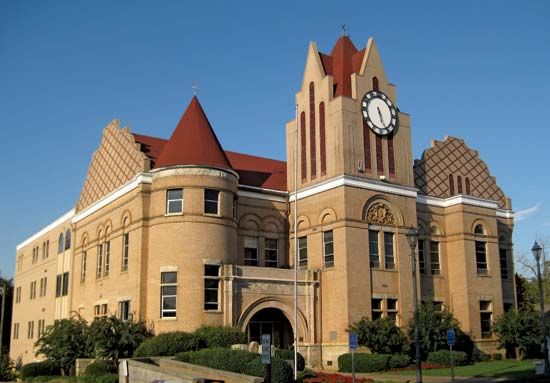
[11,35,515,368]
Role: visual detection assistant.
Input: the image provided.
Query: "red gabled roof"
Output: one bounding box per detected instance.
[155,96,232,171]
[133,133,166,168]
[319,36,365,97]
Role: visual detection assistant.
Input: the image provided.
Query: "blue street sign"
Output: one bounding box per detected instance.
[349,332,358,350]
[447,329,456,346]
[261,334,271,364]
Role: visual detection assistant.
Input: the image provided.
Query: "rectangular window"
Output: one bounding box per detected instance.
[371,298,382,320]
[204,189,219,215]
[39,277,47,297]
[265,238,278,268]
[13,323,19,340]
[499,249,509,279]
[55,275,62,298]
[118,300,131,321]
[166,188,183,214]
[433,301,443,312]
[62,272,69,296]
[475,241,488,275]
[430,241,440,275]
[15,287,21,304]
[244,237,259,266]
[369,230,379,268]
[94,305,100,317]
[30,281,36,300]
[104,241,110,277]
[298,236,308,268]
[38,319,45,337]
[387,298,398,324]
[81,251,87,283]
[418,240,426,274]
[204,265,220,311]
[101,304,108,316]
[384,232,394,270]
[27,321,34,339]
[96,244,103,279]
[323,230,334,267]
[161,271,177,318]
[122,233,129,272]
[479,300,492,338]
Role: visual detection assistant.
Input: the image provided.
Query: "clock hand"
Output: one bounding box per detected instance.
[377,107,385,126]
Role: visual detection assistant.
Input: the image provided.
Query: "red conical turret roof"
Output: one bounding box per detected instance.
[155,96,232,171]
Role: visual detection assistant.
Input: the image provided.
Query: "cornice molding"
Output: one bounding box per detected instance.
[16,209,75,250]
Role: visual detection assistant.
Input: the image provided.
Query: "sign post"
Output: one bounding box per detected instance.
[262,334,271,383]
[447,329,456,382]
[349,332,358,383]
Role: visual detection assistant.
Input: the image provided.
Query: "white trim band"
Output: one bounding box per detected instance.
[238,189,287,203]
[72,173,153,223]
[16,209,76,250]
[289,175,418,202]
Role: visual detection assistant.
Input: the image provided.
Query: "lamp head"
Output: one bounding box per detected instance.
[406,227,419,251]
[532,241,542,263]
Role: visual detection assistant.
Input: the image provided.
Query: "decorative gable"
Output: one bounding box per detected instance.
[414,136,508,208]
[76,120,150,212]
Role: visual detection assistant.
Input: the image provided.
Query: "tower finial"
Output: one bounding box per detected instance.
[341,24,348,37]
[192,81,198,96]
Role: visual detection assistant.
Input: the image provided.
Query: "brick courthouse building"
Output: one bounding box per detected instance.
[11,35,515,367]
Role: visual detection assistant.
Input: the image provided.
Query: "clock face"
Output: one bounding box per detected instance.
[361,91,398,136]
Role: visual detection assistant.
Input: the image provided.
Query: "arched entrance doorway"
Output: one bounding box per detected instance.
[246,308,294,348]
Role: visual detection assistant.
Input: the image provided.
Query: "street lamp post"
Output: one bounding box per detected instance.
[532,241,549,375]
[406,227,422,383]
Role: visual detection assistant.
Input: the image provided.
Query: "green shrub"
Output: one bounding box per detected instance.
[492,353,503,361]
[427,350,468,366]
[84,360,117,376]
[244,357,293,383]
[351,317,409,354]
[93,374,119,383]
[133,331,201,357]
[274,348,305,371]
[193,326,247,348]
[296,369,317,383]
[478,353,490,362]
[388,354,411,369]
[338,353,390,372]
[20,361,61,379]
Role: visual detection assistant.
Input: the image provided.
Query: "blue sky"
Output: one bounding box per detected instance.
[1,0,549,277]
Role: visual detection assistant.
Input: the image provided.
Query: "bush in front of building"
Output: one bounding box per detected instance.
[426,350,468,366]
[338,353,390,373]
[274,348,305,371]
[175,348,293,383]
[83,360,117,376]
[350,317,409,355]
[19,361,61,380]
[133,331,201,357]
[193,325,247,348]
[492,309,544,359]
[387,354,411,369]
[492,353,503,360]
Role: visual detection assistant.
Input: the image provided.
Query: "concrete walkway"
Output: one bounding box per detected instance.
[333,371,530,383]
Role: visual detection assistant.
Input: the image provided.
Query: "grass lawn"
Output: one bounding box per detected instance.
[387,359,539,379]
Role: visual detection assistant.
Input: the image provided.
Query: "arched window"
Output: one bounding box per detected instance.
[309,82,316,179]
[474,224,485,235]
[449,174,455,196]
[319,102,326,176]
[64,229,71,250]
[372,77,379,91]
[300,111,307,182]
[457,175,463,194]
[465,177,471,194]
[58,233,64,254]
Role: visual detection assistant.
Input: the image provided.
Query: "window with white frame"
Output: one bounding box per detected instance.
[244,237,258,266]
[387,298,398,324]
[369,230,379,268]
[15,287,21,304]
[479,300,492,338]
[323,230,334,267]
[430,241,440,275]
[27,321,34,339]
[81,250,87,283]
[39,277,47,297]
[65,229,71,250]
[499,248,509,280]
[166,189,183,214]
[30,281,36,300]
[104,241,110,277]
[13,323,19,340]
[475,241,488,275]
[204,189,219,215]
[61,272,69,296]
[160,271,177,318]
[118,300,131,321]
[264,238,278,268]
[122,233,129,272]
[418,240,426,274]
[38,319,45,337]
[204,265,220,311]
[58,233,64,254]
[55,275,62,298]
[384,232,395,269]
[298,236,308,268]
[96,243,103,279]
[371,298,383,320]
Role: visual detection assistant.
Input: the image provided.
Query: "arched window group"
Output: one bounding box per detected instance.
[474,223,488,275]
[449,174,471,197]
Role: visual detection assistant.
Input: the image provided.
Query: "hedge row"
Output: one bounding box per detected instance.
[426,350,468,366]
[23,375,118,383]
[338,353,411,372]
[19,361,61,379]
[274,348,305,371]
[84,360,117,376]
[175,348,293,383]
[134,326,246,357]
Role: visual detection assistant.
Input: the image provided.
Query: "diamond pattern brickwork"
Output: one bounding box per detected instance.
[414,136,507,208]
[76,120,150,212]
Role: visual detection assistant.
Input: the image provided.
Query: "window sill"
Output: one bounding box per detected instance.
[165,212,183,217]
[323,265,335,271]
[160,317,177,321]
[477,273,492,278]
[204,309,223,313]
[120,270,128,275]
[203,213,221,218]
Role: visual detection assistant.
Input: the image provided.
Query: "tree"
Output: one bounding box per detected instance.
[408,301,467,358]
[89,316,150,365]
[515,273,536,312]
[34,316,93,375]
[350,317,409,354]
[493,309,543,359]
[0,275,13,359]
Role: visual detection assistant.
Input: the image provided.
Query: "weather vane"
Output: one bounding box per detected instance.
[192,81,198,96]
[341,24,348,36]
